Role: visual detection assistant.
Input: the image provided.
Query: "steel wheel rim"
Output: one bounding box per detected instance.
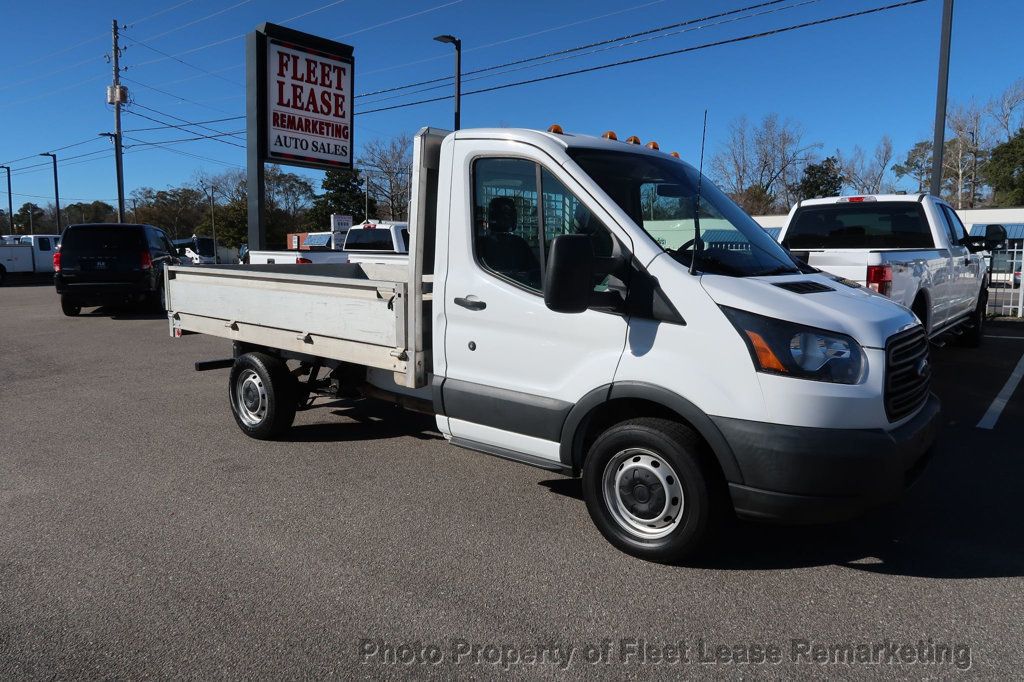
[235,369,268,427]
[603,448,684,540]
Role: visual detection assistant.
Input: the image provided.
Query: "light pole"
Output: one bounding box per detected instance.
[929,0,954,197]
[0,165,12,233]
[39,152,61,233]
[433,34,461,131]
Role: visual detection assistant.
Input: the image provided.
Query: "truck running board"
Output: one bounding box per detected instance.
[450,437,573,475]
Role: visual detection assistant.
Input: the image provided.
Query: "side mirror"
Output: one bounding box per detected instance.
[985,224,1007,251]
[544,234,594,314]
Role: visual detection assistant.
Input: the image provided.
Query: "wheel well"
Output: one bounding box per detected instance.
[571,398,726,485]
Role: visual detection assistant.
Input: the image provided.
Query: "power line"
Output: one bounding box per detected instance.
[357,0,927,116]
[1,137,106,167]
[124,130,247,148]
[122,36,239,85]
[121,76,236,115]
[357,0,795,99]
[359,0,667,78]
[358,0,822,107]
[124,105,246,148]
[122,135,244,169]
[123,115,244,132]
[337,0,465,38]
[133,0,255,46]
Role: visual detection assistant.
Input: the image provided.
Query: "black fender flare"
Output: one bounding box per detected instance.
[558,381,744,483]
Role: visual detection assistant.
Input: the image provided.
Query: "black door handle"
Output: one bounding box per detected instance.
[454,296,486,311]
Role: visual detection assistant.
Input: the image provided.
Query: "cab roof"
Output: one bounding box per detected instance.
[452,127,688,163]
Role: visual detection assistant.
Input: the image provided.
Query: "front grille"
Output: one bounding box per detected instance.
[884,326,930,422]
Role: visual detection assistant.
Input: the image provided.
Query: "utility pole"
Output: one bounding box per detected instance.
[39,152,60,233]
[0,165,12,233]
[929,0,954,198]
[109,19,127,223]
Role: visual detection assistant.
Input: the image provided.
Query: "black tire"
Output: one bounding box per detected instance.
[228,352,298,439]
[960,291,986,348]
[60,296,82,317]
[0,265,6,286]
[582,417,718,562]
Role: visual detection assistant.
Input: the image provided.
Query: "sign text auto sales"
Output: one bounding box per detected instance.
[267,40,352,168]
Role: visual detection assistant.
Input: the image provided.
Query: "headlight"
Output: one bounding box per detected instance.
[721,307,866,384]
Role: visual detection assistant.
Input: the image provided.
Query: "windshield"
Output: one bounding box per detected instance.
[194,237,215,256]
[567,149,799,277]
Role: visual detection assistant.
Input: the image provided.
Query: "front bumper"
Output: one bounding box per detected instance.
[713,393,940,523]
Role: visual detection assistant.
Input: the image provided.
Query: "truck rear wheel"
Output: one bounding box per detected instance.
[0,265,6,286]
[229,352,297,439]
[582,417,716,562]
[60,296,81,317]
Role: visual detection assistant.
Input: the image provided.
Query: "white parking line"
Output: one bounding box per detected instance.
[976,351,1024,430]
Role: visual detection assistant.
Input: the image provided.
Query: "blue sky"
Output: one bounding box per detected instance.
[0,0,1021,209]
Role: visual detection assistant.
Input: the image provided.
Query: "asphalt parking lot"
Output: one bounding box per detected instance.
[2,281,1023,678]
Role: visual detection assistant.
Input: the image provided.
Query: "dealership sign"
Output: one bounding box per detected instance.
[248,23,354,171]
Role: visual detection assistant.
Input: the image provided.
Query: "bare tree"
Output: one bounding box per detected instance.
[359,133,413,221]
[987,78,1024,143]
[840,135,894,194]
[944,103,990,208]
[711,114,820,213]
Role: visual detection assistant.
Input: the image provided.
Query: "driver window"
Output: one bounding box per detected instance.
[473,158,543,291]
[473,158,618,294]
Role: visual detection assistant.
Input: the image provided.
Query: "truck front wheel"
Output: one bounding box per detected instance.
[229,352,297,439]
[582,418,716,562]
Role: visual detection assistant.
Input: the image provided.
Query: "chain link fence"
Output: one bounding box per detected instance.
[987,246,1023,317]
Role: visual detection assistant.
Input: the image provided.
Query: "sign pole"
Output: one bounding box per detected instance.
[246,30,267,250]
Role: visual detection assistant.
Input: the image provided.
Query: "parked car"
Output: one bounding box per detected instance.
[172,235,236,265]
[246,221,409,265]
[778,194,1005,346]
[54,223,179,316]
[167,126,940,562]
[0,234,61,284]
[990,253,1021,288]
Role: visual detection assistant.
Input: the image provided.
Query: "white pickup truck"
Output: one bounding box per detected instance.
[0,234,61,283]
[167,127,939,561]
[248,221,408,265]
[778,194,1006,346]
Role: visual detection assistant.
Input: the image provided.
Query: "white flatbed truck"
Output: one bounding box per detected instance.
[167,126,939,560]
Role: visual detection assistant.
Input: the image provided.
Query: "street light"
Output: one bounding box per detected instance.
[39,152,61,233]
[433,34,461,131]
[0,165,12,233]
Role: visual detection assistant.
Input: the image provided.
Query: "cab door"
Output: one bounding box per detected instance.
[939,204,980,319]
[437,140,631,463]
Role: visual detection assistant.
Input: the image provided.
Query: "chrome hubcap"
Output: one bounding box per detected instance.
[235,369,267,426]
[603,448,684,539]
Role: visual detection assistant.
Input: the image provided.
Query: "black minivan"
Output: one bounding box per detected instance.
[54,224,179,316]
